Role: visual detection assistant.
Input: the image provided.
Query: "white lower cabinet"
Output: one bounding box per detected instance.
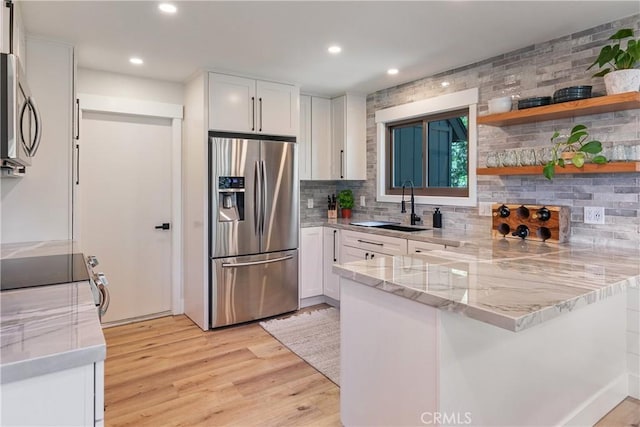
[1,361,104,426]
[407,240,446,254]
[341,245,390,263]
[323,227,341,300]
[300,227,324,298]
[340,229,408,256]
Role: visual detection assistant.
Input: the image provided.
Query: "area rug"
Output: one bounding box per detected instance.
[260,307,340,385]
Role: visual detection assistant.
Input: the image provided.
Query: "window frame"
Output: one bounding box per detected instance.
[375,88,478,207]
[386,108,470,197]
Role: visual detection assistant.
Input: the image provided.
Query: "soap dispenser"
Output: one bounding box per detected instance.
[433,208,442,228]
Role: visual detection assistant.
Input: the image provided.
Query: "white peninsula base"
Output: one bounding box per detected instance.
[340,278,629,427]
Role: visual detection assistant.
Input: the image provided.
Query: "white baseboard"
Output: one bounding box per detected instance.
[300,295,328,308]
[300,295,341,309]
[560,374,628,426]
[101,310,173,328]
[629,372,640,399]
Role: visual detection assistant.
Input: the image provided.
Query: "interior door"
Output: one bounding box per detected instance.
[260,139,298,253]
[78,111,173,323]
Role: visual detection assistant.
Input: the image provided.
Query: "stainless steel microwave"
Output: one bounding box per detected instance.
[1,53,42,175]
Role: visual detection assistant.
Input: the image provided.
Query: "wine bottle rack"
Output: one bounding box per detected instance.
[491,204,570,243]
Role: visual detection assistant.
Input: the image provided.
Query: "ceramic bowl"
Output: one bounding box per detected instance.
[488,96,512,114]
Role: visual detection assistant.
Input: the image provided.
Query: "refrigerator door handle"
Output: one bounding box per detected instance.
[221,255,293,268]
[261,159,267,234]
[254,160,261,236]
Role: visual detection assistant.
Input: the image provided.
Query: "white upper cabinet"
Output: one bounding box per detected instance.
[299,95,332,180]
[208,73,256,133]
[299,95,312,180]
[311,96,332,180]
[331,94,366,180]
[208,72,299,137]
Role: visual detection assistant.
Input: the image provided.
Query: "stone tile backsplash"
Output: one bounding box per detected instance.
[300,14,640,247]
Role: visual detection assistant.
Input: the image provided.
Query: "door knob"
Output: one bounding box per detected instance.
[155,223,171,230]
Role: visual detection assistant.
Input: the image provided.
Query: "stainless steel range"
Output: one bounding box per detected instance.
[209,132,298,328]
[0,253,110,319]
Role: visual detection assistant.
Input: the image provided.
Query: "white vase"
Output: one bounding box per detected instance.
[603,69,640,95]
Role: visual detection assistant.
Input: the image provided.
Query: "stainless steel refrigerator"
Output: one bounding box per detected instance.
[209,132,299,328]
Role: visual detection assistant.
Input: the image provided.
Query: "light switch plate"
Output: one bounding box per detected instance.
[307,198,314,209]
[360,196,366,207]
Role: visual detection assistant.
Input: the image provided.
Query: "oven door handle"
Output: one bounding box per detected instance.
[98,284,110,317]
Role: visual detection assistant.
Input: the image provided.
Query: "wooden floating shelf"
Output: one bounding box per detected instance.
[477,161,640,176]
[478,92,640,126]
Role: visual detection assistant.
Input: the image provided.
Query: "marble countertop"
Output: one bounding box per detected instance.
[1,240,105,384]
[301,217,487,247]
[1,282,106,383]
[1,239,81,259]
[333,239,640,332]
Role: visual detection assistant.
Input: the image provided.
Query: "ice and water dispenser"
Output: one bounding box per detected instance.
[218,176,245,222]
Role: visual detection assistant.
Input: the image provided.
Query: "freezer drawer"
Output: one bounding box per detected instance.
[211,250,299,328]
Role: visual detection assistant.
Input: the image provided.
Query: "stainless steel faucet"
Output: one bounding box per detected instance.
[401,180,421,225]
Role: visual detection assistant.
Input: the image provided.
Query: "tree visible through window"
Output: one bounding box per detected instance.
[387,109,468,196]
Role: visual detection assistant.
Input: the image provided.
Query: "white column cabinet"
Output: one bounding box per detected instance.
[331,94,366,180]
[323,227,341,300]
[300,227,324,298]
[299,95,332,180]
[1,37,74,243]
[208,72,299,137]
[299,95,312,180]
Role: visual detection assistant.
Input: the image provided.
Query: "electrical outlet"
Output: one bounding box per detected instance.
[307,198,314,209]
[360,196,366,207]
[584,206,605,224]
[478,202,493,217]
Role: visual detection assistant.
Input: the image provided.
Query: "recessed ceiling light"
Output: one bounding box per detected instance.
[129,57,144,65]
[158,3,177,13]
[387,68,399,75]
[328,45,342,54]
[441,81,450,87]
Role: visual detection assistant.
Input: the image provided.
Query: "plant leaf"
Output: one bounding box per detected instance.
[543,163,555,180]
[570,124,587,134]
[567,130,588,144]
[550,131,560,141]
[579,140,602,154]
[572,152,585,168]
[557,158,565,167]
[609,28,634,40]
[592,155,607,164]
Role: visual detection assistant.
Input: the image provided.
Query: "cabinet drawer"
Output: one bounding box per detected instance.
[407,240,446,254]
[341,245,390,263]
[341,230,407,256]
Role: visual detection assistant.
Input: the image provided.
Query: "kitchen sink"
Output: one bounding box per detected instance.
[350,221,429,232]
[374,224,429,232]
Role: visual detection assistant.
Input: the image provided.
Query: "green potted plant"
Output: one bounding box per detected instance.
[587,28,640,95]
[337,189,354,219]
[542,124,607,180]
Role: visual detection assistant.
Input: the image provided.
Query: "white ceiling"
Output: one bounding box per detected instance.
[19,1,639,97]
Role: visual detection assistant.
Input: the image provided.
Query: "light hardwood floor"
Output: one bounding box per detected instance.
[104,313,638,427]
[103,314,340,426]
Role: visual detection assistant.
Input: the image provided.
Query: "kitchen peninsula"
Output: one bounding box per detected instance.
[334,239,640,426]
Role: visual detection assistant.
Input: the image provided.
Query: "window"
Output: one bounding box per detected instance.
[375,88,478,207]
[387,109,469,197]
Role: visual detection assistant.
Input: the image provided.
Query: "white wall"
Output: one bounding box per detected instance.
[77,68,183,105]
[1,37,74,243]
